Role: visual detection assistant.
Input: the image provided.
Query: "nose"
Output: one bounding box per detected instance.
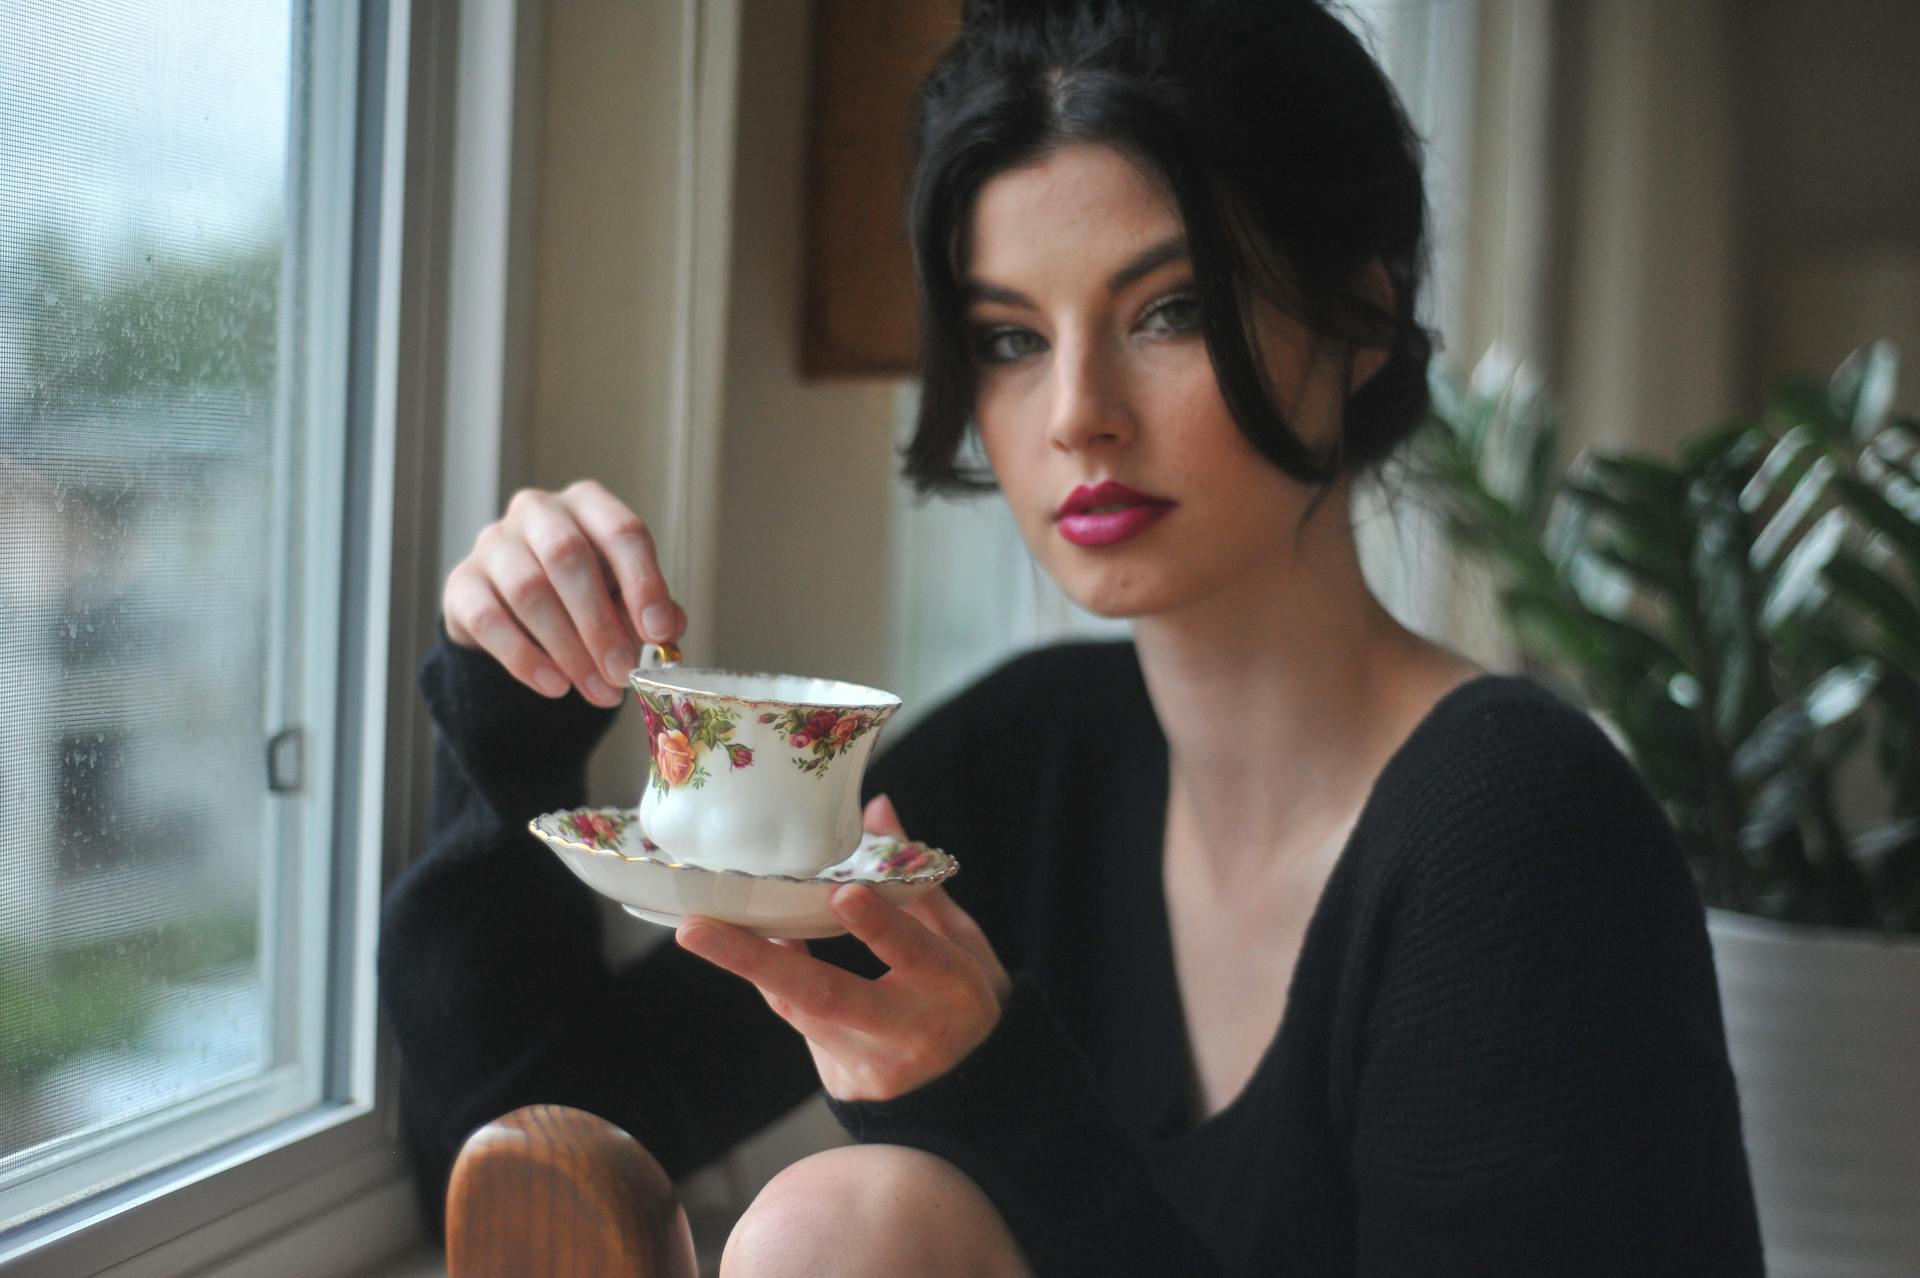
[1046,333,1135,454]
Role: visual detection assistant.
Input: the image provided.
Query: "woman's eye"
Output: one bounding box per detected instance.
[1141,293,1202,336]
[972,326,1046,363]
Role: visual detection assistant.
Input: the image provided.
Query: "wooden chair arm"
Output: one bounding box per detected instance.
[446,1104,699,1278]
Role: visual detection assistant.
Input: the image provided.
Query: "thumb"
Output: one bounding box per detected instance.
[862,792,908,838]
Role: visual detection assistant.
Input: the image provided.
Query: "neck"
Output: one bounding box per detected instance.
[1131,484,1434,882]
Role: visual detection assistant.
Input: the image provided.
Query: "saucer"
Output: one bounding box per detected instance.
[528,806,960,939]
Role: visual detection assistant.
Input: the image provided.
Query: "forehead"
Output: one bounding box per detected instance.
[965,143,1181,281]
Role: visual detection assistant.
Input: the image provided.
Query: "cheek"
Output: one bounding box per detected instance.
[975,391,1042,501]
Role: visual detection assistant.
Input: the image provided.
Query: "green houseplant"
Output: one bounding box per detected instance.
[1416,343,1920,933]
[1415,344,1920,1275]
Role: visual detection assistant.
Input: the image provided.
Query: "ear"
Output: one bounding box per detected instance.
[1347,258,1394,395]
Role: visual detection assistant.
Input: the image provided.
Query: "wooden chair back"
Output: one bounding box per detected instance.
[445,1104,699,1278]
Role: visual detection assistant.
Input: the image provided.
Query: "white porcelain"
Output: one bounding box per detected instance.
[529,807,958,939]
[628,650,901,878]
[1707,909,1920,1277]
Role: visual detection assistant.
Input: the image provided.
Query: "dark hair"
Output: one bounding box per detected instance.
[902,0,1433,499]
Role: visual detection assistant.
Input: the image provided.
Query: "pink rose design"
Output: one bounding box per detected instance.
[655,729,695,787]
[726,743,754,769]
[679,700,701,732]
[791,732,811,749]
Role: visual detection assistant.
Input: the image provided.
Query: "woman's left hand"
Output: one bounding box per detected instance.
[674,795,1012,1102]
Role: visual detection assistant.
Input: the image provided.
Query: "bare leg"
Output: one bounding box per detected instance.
[719,1144,1035,1278]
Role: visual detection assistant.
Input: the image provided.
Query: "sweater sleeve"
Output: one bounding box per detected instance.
[1346,696,1763,1276]
[376,626,830,1229]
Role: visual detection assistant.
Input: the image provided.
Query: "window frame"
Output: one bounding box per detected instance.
[0,0,468,1270]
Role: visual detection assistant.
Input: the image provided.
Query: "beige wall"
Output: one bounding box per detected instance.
[1548,0,1742,457]
[708,3,904,688]
[525,0,693,807]
[526,3,686,512]
[1738,0,1920,413]
[1547,0,1920,449]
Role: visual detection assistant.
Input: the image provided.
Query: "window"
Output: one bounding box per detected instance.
[0,1,412,1267]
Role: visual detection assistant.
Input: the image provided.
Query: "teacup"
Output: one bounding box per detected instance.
[629,645,902,878]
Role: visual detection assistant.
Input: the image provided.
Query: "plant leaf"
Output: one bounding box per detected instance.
[1832,473,1920,586]
[1759,506,1847,631]
[1751,454,1839,571]
[1829,340,1898,445]
[1689,475,1762,739]
[1824,550,1920,667]
[1730,658,1880,784]
[1739,771,1804,855]
[1739,424,1817,513]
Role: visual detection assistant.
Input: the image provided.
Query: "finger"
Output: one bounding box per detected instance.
[517,491,641,688]
[676,919,882,1030]
[560,480,684,647]
[832,884,942,975]
[862,793,908,838]
[905,887,1008,989]
[443,562,571,697]
[478,529,622,706]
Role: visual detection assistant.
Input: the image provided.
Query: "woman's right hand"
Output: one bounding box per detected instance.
[441,480,686,708]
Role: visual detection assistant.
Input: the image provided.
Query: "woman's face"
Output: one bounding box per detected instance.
[965,143,1357,620]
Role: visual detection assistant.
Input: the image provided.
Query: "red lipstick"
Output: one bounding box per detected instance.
[1055,480,1176,548]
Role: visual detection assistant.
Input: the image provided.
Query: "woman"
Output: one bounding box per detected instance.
[380,1,1764,1273]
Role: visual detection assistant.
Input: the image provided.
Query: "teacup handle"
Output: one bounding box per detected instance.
[637,640,682,671]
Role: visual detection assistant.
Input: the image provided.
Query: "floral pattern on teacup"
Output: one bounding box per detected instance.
[757,706,886,779]
[639,691,753,795]
[558,808,636,852]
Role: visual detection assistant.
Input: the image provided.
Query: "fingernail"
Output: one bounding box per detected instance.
[584,674,620,704]
[835,885,873,918]
[641,601,676,638]
[678,923,712,953]
[603,646,636,684]
[534,669,569,697]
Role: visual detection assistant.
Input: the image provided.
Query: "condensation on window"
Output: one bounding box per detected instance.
[0,0,295,1167]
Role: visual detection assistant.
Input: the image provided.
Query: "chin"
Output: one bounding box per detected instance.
[1054,561,1191,620]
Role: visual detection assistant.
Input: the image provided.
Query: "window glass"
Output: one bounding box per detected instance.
[0,0,333,1226]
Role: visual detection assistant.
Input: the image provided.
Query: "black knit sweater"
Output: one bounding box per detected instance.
[378,631,1764,1276]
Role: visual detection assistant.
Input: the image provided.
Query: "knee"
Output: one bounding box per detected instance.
[722,1146,921,1278]
[721,1144,1027,1278]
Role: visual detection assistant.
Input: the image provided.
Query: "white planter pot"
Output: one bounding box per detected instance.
[1707,909,1920,1278]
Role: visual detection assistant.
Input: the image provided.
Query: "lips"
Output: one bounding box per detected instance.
[1054,480,1176,548]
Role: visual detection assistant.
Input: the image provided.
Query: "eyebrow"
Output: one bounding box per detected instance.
[962,234,1190,307]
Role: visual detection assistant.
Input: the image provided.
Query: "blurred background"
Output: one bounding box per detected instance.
[2,0,1915,1273]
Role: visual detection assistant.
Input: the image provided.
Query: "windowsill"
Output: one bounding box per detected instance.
[350,1240,443,1277]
